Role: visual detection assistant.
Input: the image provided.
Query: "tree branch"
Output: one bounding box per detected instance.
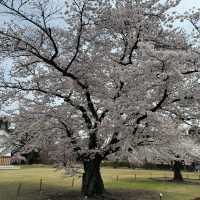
[117,28,141,66]
[0,0,59,62]
[64,2,86,72]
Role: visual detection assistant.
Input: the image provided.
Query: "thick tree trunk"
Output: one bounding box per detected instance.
[173,160,183,182]
[82,155,104,198]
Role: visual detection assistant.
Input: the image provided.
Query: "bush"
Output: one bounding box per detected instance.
[101,160,132,168]
[101,160,173,170]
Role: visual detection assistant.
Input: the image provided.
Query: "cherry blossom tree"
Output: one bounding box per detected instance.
[127,122,200,182]
[0,0,199,198]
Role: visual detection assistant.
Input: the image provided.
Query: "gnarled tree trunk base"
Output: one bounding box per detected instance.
[173,160,183,182]
[82,194,117,200]
[82,155,105,199]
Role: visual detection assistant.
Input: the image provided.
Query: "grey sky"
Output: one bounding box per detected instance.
[178,0,200,11]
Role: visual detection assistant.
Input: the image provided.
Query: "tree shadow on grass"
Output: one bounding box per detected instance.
[150,177,200,185]
[47,189,160,200]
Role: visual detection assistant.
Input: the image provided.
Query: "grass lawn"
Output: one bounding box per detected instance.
[0,165,199,200]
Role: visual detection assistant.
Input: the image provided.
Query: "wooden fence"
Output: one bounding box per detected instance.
[0,156,11,165]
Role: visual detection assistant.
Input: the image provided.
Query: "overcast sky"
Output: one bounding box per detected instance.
[178,0,200,11]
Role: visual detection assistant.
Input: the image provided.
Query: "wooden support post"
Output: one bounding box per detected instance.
[116,175,119,181]
[72,177,75,187]
[39,178,43,192]
[186,174,189,179]
[16,183,22,199]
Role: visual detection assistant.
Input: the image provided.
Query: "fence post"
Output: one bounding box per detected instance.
[116,175,119,182]
[164,173,167,180]
[186,174,189,179]
[40,178,43,192]
[16,183,22,200]
[72,177,75,187]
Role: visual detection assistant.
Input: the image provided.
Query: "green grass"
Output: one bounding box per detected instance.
[0,165,199,200]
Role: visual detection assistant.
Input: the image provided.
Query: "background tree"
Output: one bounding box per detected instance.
[126,116,200,182]
[0,0,200,198]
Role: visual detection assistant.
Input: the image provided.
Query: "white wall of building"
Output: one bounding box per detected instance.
[0,129,11,156]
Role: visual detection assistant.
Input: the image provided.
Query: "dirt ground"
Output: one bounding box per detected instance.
[48,190,160,200]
